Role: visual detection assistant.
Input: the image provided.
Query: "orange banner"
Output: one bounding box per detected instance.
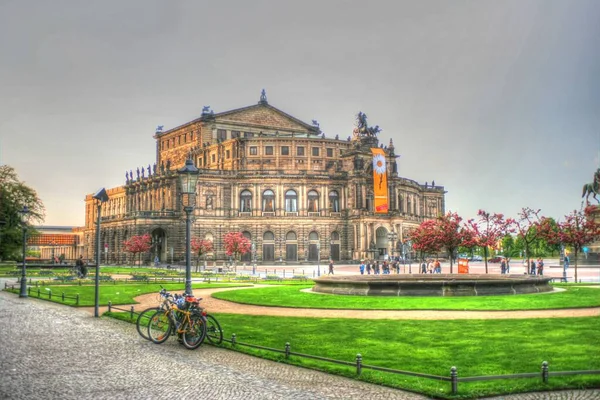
[371,148,388,213]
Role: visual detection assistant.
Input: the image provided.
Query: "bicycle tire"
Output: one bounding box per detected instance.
[148,310,173,344]
[182,313,207,350]
[205,314,223,345]
[136,307,160,340]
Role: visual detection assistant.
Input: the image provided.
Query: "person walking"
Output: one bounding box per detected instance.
[564,255,570,270]
[366,261,372,275]
[506,257,511,273]
[328,260,334,275]
[537,258,544,276]
[500,258,507,274]
[530,259,536,275]
[359,261,365,275]
[421,260,427,274]
[75,256,86,278]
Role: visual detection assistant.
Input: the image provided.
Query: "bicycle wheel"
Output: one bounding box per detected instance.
[205,314,223,345]
[182,313,207,350]
[148,310,173,344]
[136,307,159,340]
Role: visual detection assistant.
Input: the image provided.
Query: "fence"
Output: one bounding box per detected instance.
[4,282,80,305]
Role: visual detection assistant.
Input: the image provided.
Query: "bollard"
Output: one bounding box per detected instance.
[450,366,458,394]
[542,361,549,384]
[37,288,41,297]
[28,286,31,295]
[356,354,362,375]
[285,342,291,359]
[108,301,112,312]
[62,292,65,301]
[49,289,52,300]
[76,294,80,305]
[231,333,237,347]
[130,306,135,320]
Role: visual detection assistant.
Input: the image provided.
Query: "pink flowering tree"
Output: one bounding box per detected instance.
[123,234,152,266]
[467,210,514,273]
[223,231,251,267]
[191,237,213,272]
[511,207,545,268]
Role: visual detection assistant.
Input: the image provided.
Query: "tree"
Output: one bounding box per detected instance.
[467,210,513,273]
[0,165,45,261]
[540,206,600,282]
[191,237,213,272]
[511,207,544,269]
[222,231,251,267]
[408,219,443,261]
[123,234,152,266]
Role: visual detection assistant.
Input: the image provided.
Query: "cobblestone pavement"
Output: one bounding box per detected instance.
[2,291,599,399]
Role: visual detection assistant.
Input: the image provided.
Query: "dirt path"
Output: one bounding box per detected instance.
[83,286,600,319]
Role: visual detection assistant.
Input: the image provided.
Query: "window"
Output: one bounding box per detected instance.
[286,231,297,240]
[217,129,227,141]
[190,131,194,140]
[297,146,305,156]
[326,148,333,157]
[285,190,297,212]
[263,231,274,240]
[240,190,252,212]
[312,147,320,157]
[250,146,258,155]
[265,146,274,155]
[244,132,254,138]
[262,190,275,212]
[211,154,216,163]
[226,150,231,159]
[329,190,340,212]
[281,146,289,155]
[307,190,319,212]
[231,130,240,139]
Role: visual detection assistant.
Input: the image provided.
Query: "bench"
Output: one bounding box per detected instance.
[550,276,570,283]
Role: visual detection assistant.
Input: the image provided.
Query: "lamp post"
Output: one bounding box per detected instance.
[406,240,412,274]
[251,243,256,275]
[18,206,29,298]
[177,159,199,296]
[275,236,284,263]
[92,188,109,317]
[317,241,321,277]
[304,238,309,262]
[387,229,398,262]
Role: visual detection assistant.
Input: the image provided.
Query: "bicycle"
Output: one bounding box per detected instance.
[147,295,208,350]
[204,314,223,345]
[136,288,174,341]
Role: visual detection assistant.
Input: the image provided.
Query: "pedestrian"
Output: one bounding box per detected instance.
[154,255,160,267]
[500,258,507,274]
[395,260,400,274]
[328,260,334,275]
[506,257,511,273]
[564,255,570,269]
[434,259,441,274]
[359,261,365,275]
[530,259,536,275]
[366,261,372,275]
[421,260,427,274]
[75,256,86,278]
[537,258,544,276]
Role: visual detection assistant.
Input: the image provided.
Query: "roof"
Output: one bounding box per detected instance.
[27,233,79,246]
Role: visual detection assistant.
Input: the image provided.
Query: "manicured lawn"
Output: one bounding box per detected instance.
[212,284,600,310]
[7,282,250,307]
[109,311,600,398]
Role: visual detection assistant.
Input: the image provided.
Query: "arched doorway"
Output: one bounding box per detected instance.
[375,227,389,260]
[262,231,275,262]
[308,231,320,261]
[285,231,297,261]
[151,228,167,262]
[241,231,252,262]
[330,231,340,261]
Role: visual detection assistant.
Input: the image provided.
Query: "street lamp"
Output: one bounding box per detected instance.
[304,238,309,262]
[177,158,199,296]
[387,229,398,261]
[92,188,109,317]
[251,242,257,274]
[317,241,321,277]
[18,206,29,298]
[275,236,284,263]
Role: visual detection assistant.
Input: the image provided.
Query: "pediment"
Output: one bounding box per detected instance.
[215,104,316,133]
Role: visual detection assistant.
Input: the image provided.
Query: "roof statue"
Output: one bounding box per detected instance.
[582,168,600,204]
[353,111,381,139]
[202,105,211,114]
[259,89,268,104]
[156,125,164,133]
[312,119,320,128]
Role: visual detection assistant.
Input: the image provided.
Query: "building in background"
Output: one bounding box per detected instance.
[29,226,83,262]
[83,91,445,265]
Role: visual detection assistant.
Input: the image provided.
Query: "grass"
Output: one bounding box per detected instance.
[5,282,250,307]
[212,284,600,310]
[107,311,600,398]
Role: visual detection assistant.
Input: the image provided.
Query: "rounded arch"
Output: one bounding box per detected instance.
[262,190,275,212]
[330,231,340,241]
[375,226,389,260]
[328,190,339,212]
[286,231,297,241]
[308,231,319,241]
[263,231,275,241]
[240,190,252,212]
[151,228,167,262]
[307,190,319,212]
[285,189,298,212]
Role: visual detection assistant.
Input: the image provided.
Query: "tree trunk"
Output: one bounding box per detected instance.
[448,249,453,273]
[483,246,489,274]
[574,248,579,283]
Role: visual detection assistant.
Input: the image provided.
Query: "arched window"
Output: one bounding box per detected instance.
[307,190,319,212]
[286,231,297,240]
[263,231,274,241]
[285,189,297,212]
[309,231,319,240]
[330,231,340,241]
[328,190,339,212]
[240,190,252,212]
[262,190,275,212]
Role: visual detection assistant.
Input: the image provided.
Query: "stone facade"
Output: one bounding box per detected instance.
[83,93,446,265]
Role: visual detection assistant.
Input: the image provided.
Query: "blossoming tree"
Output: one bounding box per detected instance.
[223,231,251,268]
[466,210,514,273]
[123,234,152,266]
[191,237,213,272]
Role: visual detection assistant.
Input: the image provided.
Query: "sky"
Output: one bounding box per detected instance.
[1,0,599,227]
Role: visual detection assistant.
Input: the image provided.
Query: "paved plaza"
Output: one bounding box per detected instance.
[1,278,600,399]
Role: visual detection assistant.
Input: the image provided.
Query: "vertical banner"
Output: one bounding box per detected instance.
[371,148,388,213]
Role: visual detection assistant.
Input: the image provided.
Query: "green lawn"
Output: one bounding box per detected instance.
[212,284,600,310]
[7,282,250,307]
[108,311,600,398]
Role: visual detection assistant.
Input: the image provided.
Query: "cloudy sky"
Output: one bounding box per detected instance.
[1,0,599,226]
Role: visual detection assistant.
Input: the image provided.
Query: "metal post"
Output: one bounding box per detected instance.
[94,202,102,317]
[19,217,28,298]
[450,366,458,394]
[185,207,192,295]
[285,342,291,359]
[542,361,549,383]
[356,354,362,375]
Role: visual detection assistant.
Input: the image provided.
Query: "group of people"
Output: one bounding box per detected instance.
[526,258,545,276]
[420,259,442,274]
[500,257,511,274]
[358,259,404,275]
[75,255,88,278]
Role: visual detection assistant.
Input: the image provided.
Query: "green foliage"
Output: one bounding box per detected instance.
[213,285,600,310]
